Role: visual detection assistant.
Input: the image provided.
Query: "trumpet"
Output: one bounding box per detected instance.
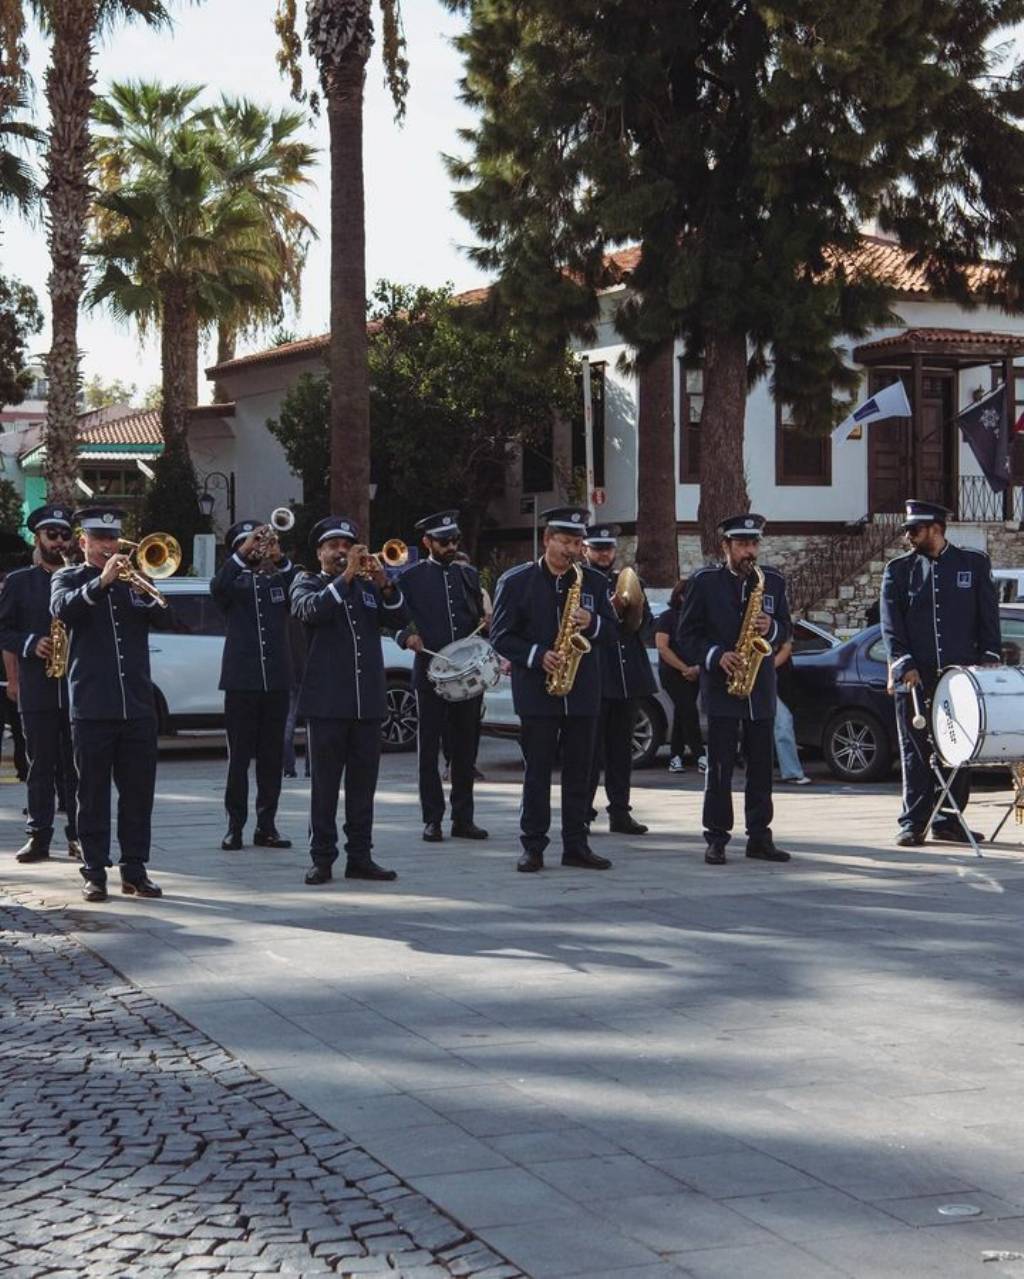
[249,507,295,559]
[357,539,408,578]
[111,532,182,607]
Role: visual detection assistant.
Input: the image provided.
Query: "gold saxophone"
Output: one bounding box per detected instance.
[46,618,69,679]
[545,562,592,697]
[726,565,774,698]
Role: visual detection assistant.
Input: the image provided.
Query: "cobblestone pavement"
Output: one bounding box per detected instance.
[0,899,523,1279]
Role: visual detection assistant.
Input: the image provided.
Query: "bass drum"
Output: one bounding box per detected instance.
[426,636,501,703]
[931,666,1024,767]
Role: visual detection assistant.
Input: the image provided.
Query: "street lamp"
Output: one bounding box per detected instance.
[198,470,235,523]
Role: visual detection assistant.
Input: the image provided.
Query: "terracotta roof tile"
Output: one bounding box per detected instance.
[858,327,1024,352]
[79,409,162,446]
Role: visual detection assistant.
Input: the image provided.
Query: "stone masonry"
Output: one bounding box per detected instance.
[0,897,523,1279]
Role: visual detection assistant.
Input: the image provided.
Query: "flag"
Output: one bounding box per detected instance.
[957,384,1009,493]
[833,380,913,442]
[1014,406,1024,436]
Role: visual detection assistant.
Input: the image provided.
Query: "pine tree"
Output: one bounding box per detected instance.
[445,1,1024,574]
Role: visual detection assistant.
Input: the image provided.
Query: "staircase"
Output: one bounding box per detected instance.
[788,514,904,628]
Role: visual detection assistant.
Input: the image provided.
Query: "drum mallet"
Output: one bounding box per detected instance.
[910,683,927,731]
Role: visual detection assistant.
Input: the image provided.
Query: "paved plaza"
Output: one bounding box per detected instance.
[6,740,1024,1277]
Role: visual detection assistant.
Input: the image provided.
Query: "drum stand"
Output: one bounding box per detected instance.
[987,762,1024,847]
[926,757,984,859]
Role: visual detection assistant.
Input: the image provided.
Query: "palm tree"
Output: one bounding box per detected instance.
[15,0,174,506]
[275,0,409,532]
[0,85,39,226]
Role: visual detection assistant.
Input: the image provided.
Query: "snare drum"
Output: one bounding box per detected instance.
[931,666,1024,767]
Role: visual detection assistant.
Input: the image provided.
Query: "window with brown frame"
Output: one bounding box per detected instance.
[775,400,832,486]
[678,361,702,482]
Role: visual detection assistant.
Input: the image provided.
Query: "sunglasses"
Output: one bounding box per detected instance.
[434,536,460,547]
[42,528,73,541]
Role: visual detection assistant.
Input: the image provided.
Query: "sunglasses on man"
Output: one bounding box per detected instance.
[434,536,460,547]
[42,528,73,541]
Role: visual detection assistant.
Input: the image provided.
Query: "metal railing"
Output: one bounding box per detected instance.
[954,475,1023,523]
[788,513,904,616]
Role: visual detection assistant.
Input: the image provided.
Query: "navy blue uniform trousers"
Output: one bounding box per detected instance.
[894,686,970,833]
[703,716,774,845]
[224,689,289,832]
[520,715,596,857]
[22,708,78,840]
[416,684,479,825]
[588,699,635,819]
[71,717,157,881]
[306,717,381,868]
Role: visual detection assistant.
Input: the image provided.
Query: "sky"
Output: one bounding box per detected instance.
[0,0,487,403]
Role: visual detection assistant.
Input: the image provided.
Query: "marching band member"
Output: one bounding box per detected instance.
[490,505,618,873]
[50,507,169,902]
[290,516,408,886]
[881,498,1001,846]
[210,519,299,851]
[397,509,489,843]
[678,513,792,866]
[0,504,82,863]
[583,522,655,835]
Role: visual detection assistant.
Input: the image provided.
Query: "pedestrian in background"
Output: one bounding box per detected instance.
[773,640,810,784]
[655,579,704,773]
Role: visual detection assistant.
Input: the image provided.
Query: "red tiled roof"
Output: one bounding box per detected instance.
[856,327,1024,353]
[79,409,162,446]
[188,402,237,419]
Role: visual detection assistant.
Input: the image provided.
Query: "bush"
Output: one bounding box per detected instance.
[140,440,210,572]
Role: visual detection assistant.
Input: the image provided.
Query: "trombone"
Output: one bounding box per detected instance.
[112,532,182,607]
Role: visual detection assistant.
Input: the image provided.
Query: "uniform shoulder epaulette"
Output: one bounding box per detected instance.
[496,562,534,586]
[956,545,992,562]
[884,548,915,566]
[759,563,784,578]
[689,564,718,579]
[2,565,32,585]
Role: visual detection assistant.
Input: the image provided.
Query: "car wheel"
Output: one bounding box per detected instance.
[381,678,418,753]
[632,700,664,769]
[823,708,892,782]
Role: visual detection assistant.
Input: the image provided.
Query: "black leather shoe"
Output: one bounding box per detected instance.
[517,851,544,873]
[930,824,983,845]
[16,835,51,863]
[423,821,444,842]
[221,829,244,851]
[746,842,791,862]
[609,815,649,835]
[66,838,84,861]
[82,879,108,903]
[562,848,612,870]
[895,828,926,847]
[253,829,292,849]
[345,860,397,881]
[451,823,489,840]
[121,874,163,898]
[705,843,728,865]
[304,864,332,885]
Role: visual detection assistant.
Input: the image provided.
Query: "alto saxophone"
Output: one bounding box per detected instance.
[46,618,69,679]
[726,566,773,698]
[545,563,592,697]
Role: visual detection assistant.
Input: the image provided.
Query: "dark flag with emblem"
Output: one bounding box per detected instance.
[957,384,1009,493]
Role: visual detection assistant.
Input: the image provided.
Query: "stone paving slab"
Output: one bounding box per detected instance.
[0,900,523,1279]
[7,741,1024,1274]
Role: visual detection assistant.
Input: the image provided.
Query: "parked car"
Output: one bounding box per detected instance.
[147,579,417,752]
[789,604,1024,782]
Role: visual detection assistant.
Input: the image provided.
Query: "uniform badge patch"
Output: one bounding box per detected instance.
[270,586,285,603]
[763,594,775,613]
[957,571,973,588]
[362,590,378,608]
[581,592,595,610]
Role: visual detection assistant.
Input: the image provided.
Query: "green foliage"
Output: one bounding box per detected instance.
[445,1,1024,432]
[82,374,137,409]
[265,282,577,550]
[265,370,330,556]
[0,272,42,409]
[139,437,209,570]
[0,476,24,534]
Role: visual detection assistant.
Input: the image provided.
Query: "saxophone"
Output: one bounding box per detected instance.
[45,618,69,679]
[726,566,774,698]
[545,562,592,697]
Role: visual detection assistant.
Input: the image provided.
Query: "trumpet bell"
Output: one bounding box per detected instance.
[613,566,646,633]
[270,507,295,533]
[134,532,182,580]
[380,538,408,568]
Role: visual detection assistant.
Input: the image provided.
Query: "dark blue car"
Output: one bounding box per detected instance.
[790,605,1024,782]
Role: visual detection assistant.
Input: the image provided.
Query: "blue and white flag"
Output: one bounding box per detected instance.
[833,380,912,442]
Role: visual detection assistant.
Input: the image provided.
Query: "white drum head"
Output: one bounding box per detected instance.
[932,669,981,767]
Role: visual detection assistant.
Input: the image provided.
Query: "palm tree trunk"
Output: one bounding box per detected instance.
[326,50,370,532]
[634,338,680,587]
[42,0,99,506]
[161,281,192,449]
[696,328,751,559]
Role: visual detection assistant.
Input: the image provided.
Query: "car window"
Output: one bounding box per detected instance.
[166,593,226,637]
[1000,615,1024,666]
[792,621,834,654]
[868,636,887,665]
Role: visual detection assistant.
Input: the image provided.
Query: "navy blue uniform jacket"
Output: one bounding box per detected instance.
[880,543,1001,681]
[490,559,619,718]
[210,553,299,692]
[396,557,484,692]
[0,565,68,713]
[592,567,657,701]
[50,565,167,721]
[677,563,791,720]
[290,571,409,720]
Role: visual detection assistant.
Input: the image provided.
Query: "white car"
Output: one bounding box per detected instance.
[148,579,417,751]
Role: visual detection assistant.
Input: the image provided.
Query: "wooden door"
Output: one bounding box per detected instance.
[867,370,956,513]
[917,373,956,511]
